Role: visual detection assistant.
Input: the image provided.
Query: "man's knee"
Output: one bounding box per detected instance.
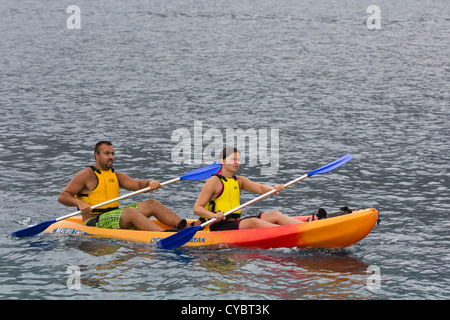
[141,198,160,208]
[119,207,140,228]
[121,207,139,219]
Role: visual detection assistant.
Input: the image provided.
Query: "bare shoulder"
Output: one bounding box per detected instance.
[72,167,95,181]
[236,175,250,188]
[198,175,222,196]
[115,171,135,185]
[61,167,96,195]
[204,175,222,188]
[114,171,132,179]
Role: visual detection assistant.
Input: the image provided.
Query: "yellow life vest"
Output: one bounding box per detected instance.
[76,166,120,213]
[205,174,241,218]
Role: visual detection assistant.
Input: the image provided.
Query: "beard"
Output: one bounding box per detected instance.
[105,159,114,169]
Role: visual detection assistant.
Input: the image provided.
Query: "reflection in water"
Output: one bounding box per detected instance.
[186,248,372,299]
[66,237,373,299]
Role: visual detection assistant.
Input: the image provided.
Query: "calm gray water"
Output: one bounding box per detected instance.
[0,0,449,301]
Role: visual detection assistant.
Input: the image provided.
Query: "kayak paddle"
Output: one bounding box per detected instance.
[10,162,221,238]
[156,153,354,249]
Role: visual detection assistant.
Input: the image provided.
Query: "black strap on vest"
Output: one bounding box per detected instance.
[89,166,115,174]
[213,173,237,182]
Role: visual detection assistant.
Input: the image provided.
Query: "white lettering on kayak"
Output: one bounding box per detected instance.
[150,237,206,245]
[53,227,90,235]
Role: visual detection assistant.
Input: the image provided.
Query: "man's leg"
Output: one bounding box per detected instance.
[119,206,164,231]
[136,199,183,227]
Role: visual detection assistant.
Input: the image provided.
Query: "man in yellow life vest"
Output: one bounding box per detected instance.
[193,146,303,231]
[58,141,186,232]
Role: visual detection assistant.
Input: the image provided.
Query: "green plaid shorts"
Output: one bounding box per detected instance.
[93,203,139,229]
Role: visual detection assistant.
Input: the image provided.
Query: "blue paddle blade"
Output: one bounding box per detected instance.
[307,154,353,177]
[10,219,57,238]
[156,225,202,249]
[180,162,220,181]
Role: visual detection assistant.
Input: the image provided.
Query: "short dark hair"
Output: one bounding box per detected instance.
[95,141,113,154]
[219,146,239,160]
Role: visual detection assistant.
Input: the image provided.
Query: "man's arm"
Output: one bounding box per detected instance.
[115,171,161,192]
[58,168,92,214]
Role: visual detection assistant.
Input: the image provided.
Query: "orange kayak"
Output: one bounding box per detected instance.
[44,208,378,249]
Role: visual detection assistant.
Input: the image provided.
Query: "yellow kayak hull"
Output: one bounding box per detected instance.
[44,208,378,249]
